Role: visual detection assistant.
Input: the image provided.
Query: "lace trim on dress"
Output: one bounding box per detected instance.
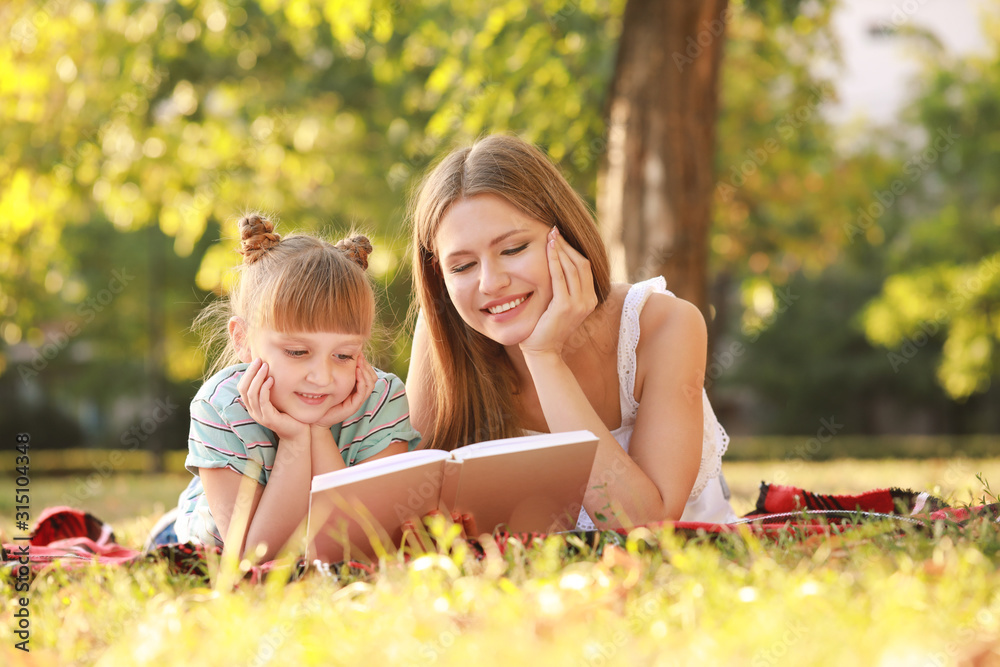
[616,277,667,419]
[697,392,730,497]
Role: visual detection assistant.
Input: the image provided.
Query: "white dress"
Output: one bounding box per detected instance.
[574,277,737,528]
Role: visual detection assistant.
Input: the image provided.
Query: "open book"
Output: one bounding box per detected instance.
[306,430,599,563]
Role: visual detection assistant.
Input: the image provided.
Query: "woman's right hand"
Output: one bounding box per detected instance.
[238,358,309,442]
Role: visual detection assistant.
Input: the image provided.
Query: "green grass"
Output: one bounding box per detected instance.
[2,461,1000,666]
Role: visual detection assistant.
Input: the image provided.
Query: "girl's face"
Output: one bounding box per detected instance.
[434,194,554,348]
[238,326,366,424]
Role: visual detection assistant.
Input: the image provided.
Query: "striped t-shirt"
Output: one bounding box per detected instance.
[174,362,421,547]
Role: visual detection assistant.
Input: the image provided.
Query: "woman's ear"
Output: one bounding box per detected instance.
[423,248,441,277]
[228,316,253,363]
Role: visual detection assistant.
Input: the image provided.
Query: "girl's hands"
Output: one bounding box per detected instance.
[313,354,378,429]
[238,358,309,442]
[519,227,599,358]
[240,354,377,440]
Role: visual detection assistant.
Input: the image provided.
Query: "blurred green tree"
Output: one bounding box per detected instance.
[0,0,621,455]
[4,0,990,453]
[860,22,1000,402]
[711,8,1000,434]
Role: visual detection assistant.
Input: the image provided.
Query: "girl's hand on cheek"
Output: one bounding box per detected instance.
[314,355,378,429]
[519,227,598,358]
[238,358,308,441]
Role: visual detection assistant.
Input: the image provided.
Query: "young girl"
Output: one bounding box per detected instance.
[406,134,736,529]
[170,214,421,560]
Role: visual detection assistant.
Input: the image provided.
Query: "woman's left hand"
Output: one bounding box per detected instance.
[519,227,598,358]
[313,355,378,429]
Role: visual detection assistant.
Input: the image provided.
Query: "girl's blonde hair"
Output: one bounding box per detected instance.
[197,213,375,379]
[409,134,611,450]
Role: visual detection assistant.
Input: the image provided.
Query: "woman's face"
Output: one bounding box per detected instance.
[434,194,554,348]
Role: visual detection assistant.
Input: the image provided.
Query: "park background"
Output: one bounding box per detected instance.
[2,0,1000,475]
[3,2,1000,665]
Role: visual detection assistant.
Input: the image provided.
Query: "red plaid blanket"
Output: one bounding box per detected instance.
[4,486,997,583]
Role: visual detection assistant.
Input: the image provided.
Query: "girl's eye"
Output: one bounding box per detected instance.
[450,262,474,274]
[501,243,529,256]
[284,349,307,358]
[335,354,355,361]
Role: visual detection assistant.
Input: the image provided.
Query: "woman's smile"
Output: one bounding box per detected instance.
[482,292,532,316]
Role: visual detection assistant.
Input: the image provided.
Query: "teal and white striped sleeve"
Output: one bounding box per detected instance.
[184,364,274,485]
[333,370,422,465]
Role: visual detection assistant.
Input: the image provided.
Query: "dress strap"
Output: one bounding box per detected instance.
[617,277,671,418]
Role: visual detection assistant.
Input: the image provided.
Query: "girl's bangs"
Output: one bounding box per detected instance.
[258,255,373,335]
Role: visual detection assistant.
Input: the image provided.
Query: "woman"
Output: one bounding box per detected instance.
[406,134,735,529]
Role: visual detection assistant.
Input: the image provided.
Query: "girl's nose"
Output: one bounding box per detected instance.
[307,356,335,385]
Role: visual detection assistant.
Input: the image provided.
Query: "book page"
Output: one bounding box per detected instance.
[451,429,599,459]
[447,432,599,534]
[310,448,449,493]
[307,455,449,562]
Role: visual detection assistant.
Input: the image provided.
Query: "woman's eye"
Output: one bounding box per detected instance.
[501,243,529,256]
[450,262,474,274]
[284,349,307,358]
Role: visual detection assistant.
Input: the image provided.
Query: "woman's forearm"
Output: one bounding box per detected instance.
[522,351,674,527]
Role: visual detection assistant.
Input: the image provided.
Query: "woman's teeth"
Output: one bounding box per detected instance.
[487,296,527,314]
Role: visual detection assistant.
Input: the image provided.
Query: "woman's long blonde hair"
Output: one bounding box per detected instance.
[196,213,375,379]
[409,134,611,450]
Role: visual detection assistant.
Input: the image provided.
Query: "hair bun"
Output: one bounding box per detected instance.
[335,235,373,270]
[239,214,281,264]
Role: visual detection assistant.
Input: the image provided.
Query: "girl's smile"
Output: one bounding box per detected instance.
[294,391,331,405]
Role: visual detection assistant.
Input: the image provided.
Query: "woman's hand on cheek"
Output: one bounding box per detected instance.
[314,355,377,429]
[238,358,309,442]
[519,227,598,358]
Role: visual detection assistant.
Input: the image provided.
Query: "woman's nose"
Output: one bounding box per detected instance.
[479,259,510,294]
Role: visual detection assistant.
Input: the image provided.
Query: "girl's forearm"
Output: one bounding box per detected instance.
[522,351,671,527]
[241,432,313,561]
[237,429,345,561]
[310,425,348,476]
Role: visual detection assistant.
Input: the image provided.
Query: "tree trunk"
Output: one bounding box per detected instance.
[598,0,729,320]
